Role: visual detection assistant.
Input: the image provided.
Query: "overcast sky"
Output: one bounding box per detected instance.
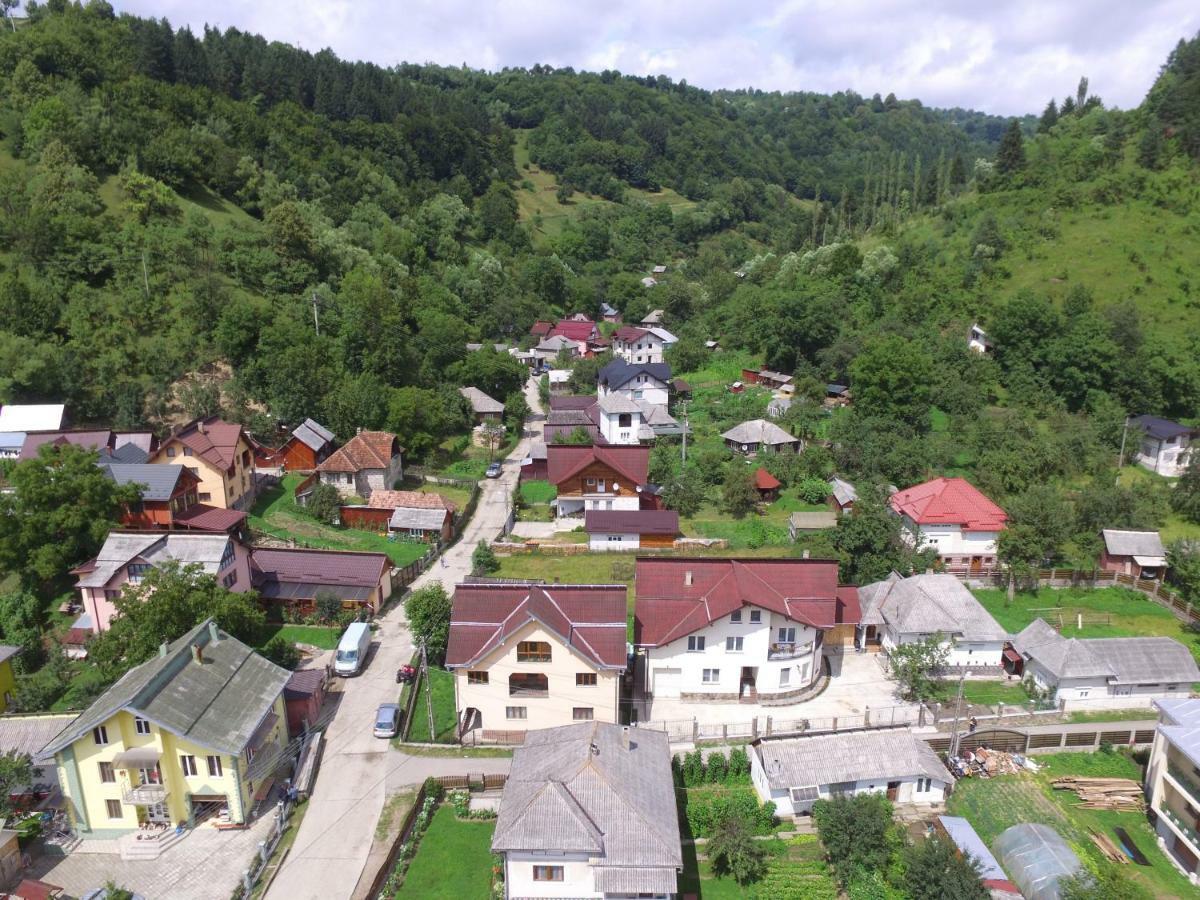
[103,0,1200,116]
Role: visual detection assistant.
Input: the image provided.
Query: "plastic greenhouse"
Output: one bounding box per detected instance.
[994,823,1082,900]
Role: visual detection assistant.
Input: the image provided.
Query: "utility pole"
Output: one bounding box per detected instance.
[947,667,971,758]
[680,400,688,464]
[311,291,321,336]
[421,641,435,741]
[1116,416,1130,484]
[141,250,151,300]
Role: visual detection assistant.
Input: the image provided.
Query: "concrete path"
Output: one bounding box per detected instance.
[266,377,541,900]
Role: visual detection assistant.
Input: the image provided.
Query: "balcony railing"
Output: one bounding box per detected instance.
[768,642,814,660]
[123,783,167,805]
[516,653,552,663]
[1161,803,1200,848]
[508,687,549,698]
[1168,762,1200,810]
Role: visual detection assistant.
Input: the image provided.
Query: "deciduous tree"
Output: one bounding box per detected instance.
[405,583,453,664]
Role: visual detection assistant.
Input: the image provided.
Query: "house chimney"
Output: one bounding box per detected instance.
[207,620,220,642]
[621,726,631,751]
[191,644,204,665]
[684,570,693,586]
[197,420,206,435]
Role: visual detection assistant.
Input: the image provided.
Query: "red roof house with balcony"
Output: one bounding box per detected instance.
[888,477,1007,572]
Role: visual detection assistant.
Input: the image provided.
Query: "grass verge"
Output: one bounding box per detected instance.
[393,805,495,899]
[407,667,458,743]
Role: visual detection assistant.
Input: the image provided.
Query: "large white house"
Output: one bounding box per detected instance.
[1010,619,1200,710]
[492,722,682,899]
[595,394,652,445]
[611,326,677,365]
[634,557,860,703]
[857,573,1009,666]
[751,728,952,817]
[889,477,1007,572]
[1145,698,1200,879]
[1133,415,1196,477]
[597,360,671,408]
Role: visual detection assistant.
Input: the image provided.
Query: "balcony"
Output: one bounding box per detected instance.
[509,673,549,698]
[1168,762,1200,809]
[769,642,814,661]
[123,783,167,805]
[508,686,550,698]
[1161,803,1200,848]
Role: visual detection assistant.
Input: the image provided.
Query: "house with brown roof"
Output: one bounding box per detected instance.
[634,557,860,703]
[275,419,336,472]
[754,468,781,502]
[149,417,257,510]
[338,490,455,542]
[315,430,403,499]
[546,444,650,518]
[250,547,392,616]
[446,582,628,741]
[585,509,680,551]
[102,462,246,535]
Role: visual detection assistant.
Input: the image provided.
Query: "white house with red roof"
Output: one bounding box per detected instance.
[634,558,860,703]
[446,583,629,741]
[611,325,676,364]
[546,444,651,518]
[888,477,1007,573]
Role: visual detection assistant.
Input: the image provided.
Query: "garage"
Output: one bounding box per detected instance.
[653,667,681,699]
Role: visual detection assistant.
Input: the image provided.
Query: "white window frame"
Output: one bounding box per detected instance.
[701,668,720,684]
[206,755,223,777]
[134,717,151,735]
[778,626,796,643]
[687,636,706,652]
[725,636,744,653]
[749,610,762,624]
[730,611,742,624]
[93,726,108,745]
[779,668,791,688]
[180,755,197,777]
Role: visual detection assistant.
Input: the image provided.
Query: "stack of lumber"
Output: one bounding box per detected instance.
[1051,776,1145,811]
[1088,830,1129,864]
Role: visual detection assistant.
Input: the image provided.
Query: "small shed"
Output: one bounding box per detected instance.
[754,468,781,502]
[459,387,505,423]
[1100,529,1167,580]
[284,667,328,737]
[789,511,838,539]
[828,476,858,515]
[994,824,1082,900]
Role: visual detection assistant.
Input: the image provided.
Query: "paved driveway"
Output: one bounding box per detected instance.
[266,378,540,900]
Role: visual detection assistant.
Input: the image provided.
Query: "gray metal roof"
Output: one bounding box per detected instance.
[0,646,19,665]
[459,387,505,415]
[493,723,681,891]
[722,419,798,446]
[1156,698,1200,770]
[937,816,1008,884]
[101,464,185,501]
[100,443,151,464]
[788,511,839,530]
[76,533,233,589]
[754,728,950,789]
[1012,620,1112,679]
[292,418,335,452]
[1101,529,1166,558]
[598,394,643,415]
[42,619,290,758]
[858,573,1008,642]
[828,476,858,506]
[1013,621,1198,684]
[0,713,78,766]
[388,506,449,531]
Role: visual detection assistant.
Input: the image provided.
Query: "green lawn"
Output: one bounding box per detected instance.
[678,836,837,899]
[394,805,495,899]
[519,480,556,504]
[407,667,458,743]
[248,474,429,567]
[973,586,1200,662]
[957,680,1029,707]
[947,751,1195,899]
[258,624,341,650]
[1064,708,1161,724]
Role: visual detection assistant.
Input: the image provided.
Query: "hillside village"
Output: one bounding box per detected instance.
[1,5,1200,900]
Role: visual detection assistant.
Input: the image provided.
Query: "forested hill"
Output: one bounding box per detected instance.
[1,2,1199,483]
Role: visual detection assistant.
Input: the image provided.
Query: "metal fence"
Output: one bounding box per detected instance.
[639,704,925,746]
[230,798,295,899]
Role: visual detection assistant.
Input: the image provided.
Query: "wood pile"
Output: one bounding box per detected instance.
[1088,829,1129,864]
[1051,777,1145,811]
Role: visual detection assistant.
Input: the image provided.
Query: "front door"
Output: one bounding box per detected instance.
[146,802,169,823]
[886,781,900,801]
[970,557,983,574]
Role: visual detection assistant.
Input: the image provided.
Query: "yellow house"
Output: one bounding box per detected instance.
[149,417,257,511]
[0,647,19,713]
[41,619,290,839]
[445,583,628,742]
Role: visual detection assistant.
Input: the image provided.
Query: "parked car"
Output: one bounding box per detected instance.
[374,703,401,738]
[486,461,502,478]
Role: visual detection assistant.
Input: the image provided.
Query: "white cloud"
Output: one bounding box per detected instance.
[110,0,1200,114]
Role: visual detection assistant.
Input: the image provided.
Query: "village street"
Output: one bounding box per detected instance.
[265,377,542,900]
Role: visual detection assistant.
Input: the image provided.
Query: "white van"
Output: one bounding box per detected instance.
[335,622,371,676]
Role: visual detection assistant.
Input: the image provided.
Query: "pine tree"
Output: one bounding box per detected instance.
[1138,116,1165,170]
[949,154,967,188]
[911,156,922,213]
[996,120,1026,175]
[1038,98,1059,133]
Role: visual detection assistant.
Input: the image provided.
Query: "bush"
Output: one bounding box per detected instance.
[472,540,499,575]
[684,787,776,837]
[707,814,767,885]
[314,590,342,624]
[796,476,832,505]
[681,749,705,787]
[728,746,750,780]
[305,482,342,524]
[260,634,300,670]
[705,750,729,783]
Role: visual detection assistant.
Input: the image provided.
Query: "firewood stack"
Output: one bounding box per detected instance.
[1051,777,1146,811]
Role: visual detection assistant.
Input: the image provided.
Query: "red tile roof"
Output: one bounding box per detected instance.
[549,395,600,411]
[250,547,388,588]
[18,430,113,461]
[634,557,860,647]
[446,583,628,669]
[584,509,680,535]
[613,326,651,342]
[165,417,247,472]
[173,503,247,533]
[888,477,1007,532]
[530,321,553,337]
[284,667,326,698]
[316,431,400,474]
[754,468,781,490]
[546,444,650,487]
[548,320,600,342]
[365,490,455,512]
